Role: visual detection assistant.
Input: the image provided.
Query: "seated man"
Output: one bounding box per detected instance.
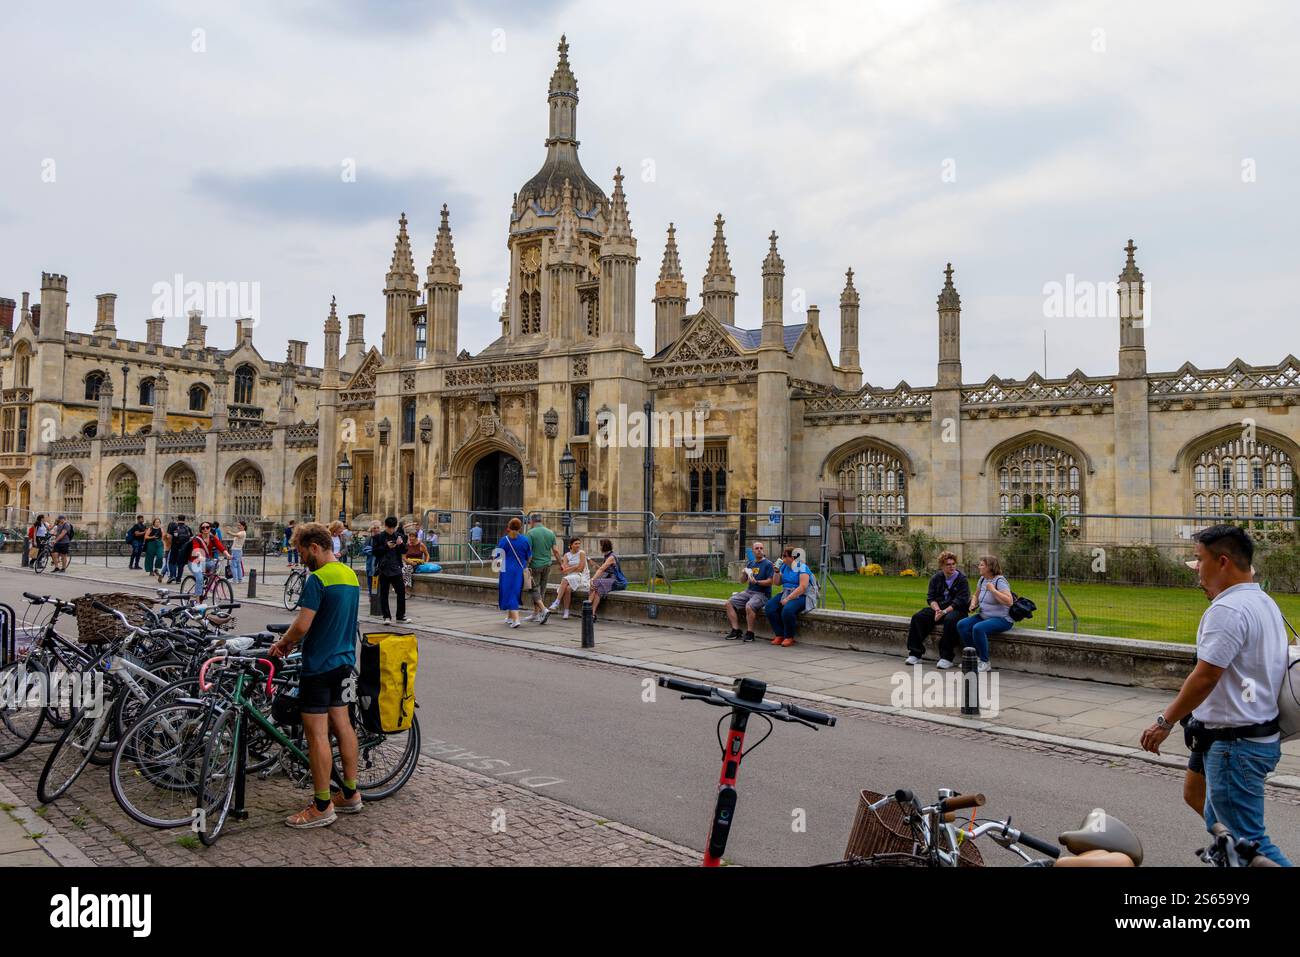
[905,551,969,666]
[725,542,775,643]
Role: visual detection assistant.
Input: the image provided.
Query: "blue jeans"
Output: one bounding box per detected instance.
[955,613,1013,662]
[765,594,806,639]
[1203,737,1290,866]
[230,550,244,583]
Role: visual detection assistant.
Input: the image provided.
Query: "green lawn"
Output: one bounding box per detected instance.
[631,574,1300,644]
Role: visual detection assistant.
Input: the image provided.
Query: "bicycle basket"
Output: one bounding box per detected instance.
[843,789,984,868]
[72,593,155,644]
[818,852,935,868]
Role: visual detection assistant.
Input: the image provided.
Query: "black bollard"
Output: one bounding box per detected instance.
[960,646,980,716]
[247,568,257,599]
[581,600,595,648]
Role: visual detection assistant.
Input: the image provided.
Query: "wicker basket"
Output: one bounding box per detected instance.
[72,593,155,644]
[843,788,984,867]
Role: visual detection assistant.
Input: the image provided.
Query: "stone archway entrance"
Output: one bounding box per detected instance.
[471,450,524,542]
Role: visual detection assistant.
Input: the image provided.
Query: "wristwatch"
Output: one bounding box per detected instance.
[1155,714,1172,731]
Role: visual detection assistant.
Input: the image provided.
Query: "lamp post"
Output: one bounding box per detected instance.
[559,444,576,538]
[120,363,129,436]
[337,453,352,524]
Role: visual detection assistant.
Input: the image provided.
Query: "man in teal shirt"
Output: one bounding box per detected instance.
[523,513,562,624]
[270,522,361,828]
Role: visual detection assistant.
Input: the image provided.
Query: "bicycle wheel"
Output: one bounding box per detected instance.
[37,701,114,803]
[283,571,304,611]
[111,701,216,829]
[32,549,49,574]
[196,707,240,845]
[351,713,421,801]
[209,577,234,606]
[0,657,47,761]
[179,575,196,597]
[34,653,76,743]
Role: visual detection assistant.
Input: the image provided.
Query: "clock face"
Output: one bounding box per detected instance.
[521,245,541,276]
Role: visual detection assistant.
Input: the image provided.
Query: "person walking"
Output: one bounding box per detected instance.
[285,519,299,567]
[165,514,193,584]
[496,517,532,629]
[765,546,812,647]
[548,537,589,620]
[127,514,147,570]
[469,521,484,559]
[371,516,409,623]
[906,551,971,666]
[362,519,381,596]
[268,522,362,828]
[50,516,74,573]
[523,514,560,624]
[144,518,165,581]
[1140,524,1290,866]
[954,556,1014,672]
[229,520,247,584]
[725,542,775,643]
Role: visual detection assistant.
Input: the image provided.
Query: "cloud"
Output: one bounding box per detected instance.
[191,166,470,225]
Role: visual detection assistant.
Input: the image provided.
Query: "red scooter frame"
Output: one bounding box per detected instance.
[659,675,835,866]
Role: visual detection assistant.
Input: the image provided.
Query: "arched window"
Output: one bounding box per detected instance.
[168,466,197,517]
[231,466,263,520]
[401,398,416,444]
[687,444,728,513]
[14,344,30,388]
[61,471,84,520]
[300,470,317,520]
[0,483,9,509]
[415,316,427,361]
[836,445,908,529]
[85,371,106,401]
[994,440,1084,520]
[233,365,256,406]
[109,469,139,515]
[189,384,208,411]
[1190,435,1294,519]
[139,377,155,407]
[573,388,589,437]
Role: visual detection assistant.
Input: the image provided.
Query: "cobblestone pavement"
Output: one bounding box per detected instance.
[0,744,697,867]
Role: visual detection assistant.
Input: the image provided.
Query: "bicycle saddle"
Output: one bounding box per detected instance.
[267,623,291,634]
[1059,809,1143,865]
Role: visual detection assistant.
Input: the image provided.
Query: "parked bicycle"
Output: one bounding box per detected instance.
[181,558,235,607]
[283,565,307,611]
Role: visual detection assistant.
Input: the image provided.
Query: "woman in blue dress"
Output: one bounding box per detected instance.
[497,517,532,629]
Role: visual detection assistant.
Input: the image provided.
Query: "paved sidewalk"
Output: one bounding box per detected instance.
[0,780,93,866]
[9,556,1300,783]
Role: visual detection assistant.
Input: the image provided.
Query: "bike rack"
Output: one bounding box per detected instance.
[0,601,15,666]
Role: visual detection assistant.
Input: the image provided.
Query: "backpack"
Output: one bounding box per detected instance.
[172,522,192,550]
[358,631,418,734]
[802,563,820,611]
[609,553,628,591]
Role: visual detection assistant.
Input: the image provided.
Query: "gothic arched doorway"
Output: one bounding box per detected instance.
[471,451,524,542]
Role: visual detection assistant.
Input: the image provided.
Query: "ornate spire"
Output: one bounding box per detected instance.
[428,203,460,282]
[388,212,416,278]
[603,166,633,243]
[553,179,580,254]
[703,213,734,284]
[325,294,340,334]
[762,230,784,275]
[659,223,683,281]
[937,262,960,310]
[549,34,577,96]
[1119,238,1143,283]
[840,267,859,305]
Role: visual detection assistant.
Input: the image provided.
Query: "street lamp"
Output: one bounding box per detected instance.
[337,453,353,524]
[559,444,576,537]
[120,363,129,436]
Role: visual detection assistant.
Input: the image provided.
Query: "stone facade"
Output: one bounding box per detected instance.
[2,36,1297,538]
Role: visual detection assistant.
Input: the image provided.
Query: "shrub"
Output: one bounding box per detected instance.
[899,568,917,577]
[1257,543,1300,594]
[863,563,883,576]
[906,530,942,570]
[860,528,897,567]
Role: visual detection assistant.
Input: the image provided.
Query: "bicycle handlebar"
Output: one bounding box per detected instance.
[199,655,275,695]
[786,701,836,727]
[657,676,835,728]
[938,792,986,813]
[1012,829,1061,859]
[659,676,713,696]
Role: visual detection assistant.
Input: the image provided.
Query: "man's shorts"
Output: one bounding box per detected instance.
[530,564,551,602]
[299,665,352,714]
[729,590,766,613]
[53,543,70,555]
[1188,749,1204,775]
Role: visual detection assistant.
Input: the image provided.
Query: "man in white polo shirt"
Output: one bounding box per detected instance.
[1139,524,1290,865]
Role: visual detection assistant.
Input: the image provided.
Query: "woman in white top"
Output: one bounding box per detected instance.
[230,520,248,583]
[547,537,590,619]
[328,521,345,560]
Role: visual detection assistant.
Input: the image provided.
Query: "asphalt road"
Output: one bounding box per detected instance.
[7,569,1300,867]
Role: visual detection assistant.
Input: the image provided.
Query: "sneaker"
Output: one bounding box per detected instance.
[396,617,412,624]
[562,610,570,620]
[538,609,550,625]
[771,636,784,645]
[285,802,336,828]
[548,601,560,612]
[742,631,755,643]
[977,661,992,673]
[508,620,520,629]
[936,659,954,670]
[725,628,742,641]
[523,613,538,623]
[330,790,364,814]
[780,638,796,647]
[382,617,392,624]
[905,655,922,666]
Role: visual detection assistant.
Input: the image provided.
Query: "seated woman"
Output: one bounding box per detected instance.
[955,555,1015,672]
[905,550,970,667]
[765,546,812,647]
[548,537,590,620]
[587,539,627,622]
[402,523,430,591]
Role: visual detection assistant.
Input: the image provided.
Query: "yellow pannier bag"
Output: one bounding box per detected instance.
[358,632,418,733]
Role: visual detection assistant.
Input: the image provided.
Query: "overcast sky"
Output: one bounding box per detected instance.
[3,0,1296,388]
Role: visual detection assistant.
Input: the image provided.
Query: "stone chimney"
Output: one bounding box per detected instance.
[146,317,165,345]
[0,298,14,333]
[234,317,255,346]
[20,292,30,326]
[30,304,40,331]
[806,304,820,336]
[185,309,207,349]
[94,293,117,336]
[287,340,307,366]
[152,372,169,433]
[342,313,366,373]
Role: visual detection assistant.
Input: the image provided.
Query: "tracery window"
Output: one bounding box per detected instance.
[996,441,1082,516]
[837,446,907,528]
[688,444,728,513]
[1191,436,1294,519]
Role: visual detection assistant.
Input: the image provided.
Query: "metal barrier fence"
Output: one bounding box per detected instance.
[1051,513,1300,640]
[420,508,528,571]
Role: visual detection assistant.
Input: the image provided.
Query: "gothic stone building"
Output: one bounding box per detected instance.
[2,37,1297,540]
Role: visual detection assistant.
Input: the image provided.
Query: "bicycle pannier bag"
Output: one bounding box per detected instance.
[359,632,418,734]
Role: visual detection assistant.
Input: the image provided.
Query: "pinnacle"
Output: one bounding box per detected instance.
[429,203,459,277]
[762,230,784,273]
[840,267,859,304]
[1119,238,1143,282]
[549,33,577,95]
[604,166,633,243]
[388,212,415,277]
[703,213,734,282]
[659,223,684,281]
[937,262,961,311]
